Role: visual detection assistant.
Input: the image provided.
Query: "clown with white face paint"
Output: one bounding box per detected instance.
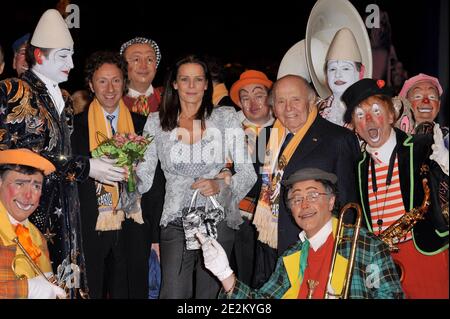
[0,9,113,299]
[324,59,360,126]
[317,28,365,127]
[342,78,449,299]
[327,60,360,95]
[31,47,75,116]
[33,48,74,84]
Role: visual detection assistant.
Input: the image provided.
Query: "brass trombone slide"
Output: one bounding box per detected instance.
[324,203,362,299]
[11,237,68,298]
[12,237,49,280]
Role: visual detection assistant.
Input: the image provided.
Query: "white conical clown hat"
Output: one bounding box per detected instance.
[305,0,372,98]
[277,39,311,82]
[31,9,73,49]
[326,28,362,62]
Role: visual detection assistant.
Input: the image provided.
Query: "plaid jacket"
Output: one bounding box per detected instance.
[0,242,27,299]
[220,219,404,299]
[0,205,52,299]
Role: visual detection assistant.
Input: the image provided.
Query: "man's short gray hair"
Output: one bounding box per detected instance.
[267,75,316,107]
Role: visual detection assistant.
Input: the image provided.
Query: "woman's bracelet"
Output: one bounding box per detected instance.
[219,167,232,174]
[224,274,236,295]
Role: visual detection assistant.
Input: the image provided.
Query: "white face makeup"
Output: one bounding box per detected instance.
[35,48,74,83]
[327,60,359,95]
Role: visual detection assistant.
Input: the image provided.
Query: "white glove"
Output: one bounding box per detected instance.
[196,233,233,281]
[430,123,449,175]
[326,282,338,299]
[27,275,66,299]
[89,157,126,186]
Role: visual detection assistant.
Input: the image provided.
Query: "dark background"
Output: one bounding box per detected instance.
[0,0,448,123]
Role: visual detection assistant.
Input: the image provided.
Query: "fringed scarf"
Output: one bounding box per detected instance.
[88,98,140,230]
[240,114,275,218]
[253,107,317,249]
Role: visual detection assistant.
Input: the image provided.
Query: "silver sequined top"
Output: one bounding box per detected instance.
[137,107,257,228]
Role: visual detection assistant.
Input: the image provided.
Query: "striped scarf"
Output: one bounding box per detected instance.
[88,98,136,230]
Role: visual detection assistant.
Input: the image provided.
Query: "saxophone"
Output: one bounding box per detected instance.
[379,177,430,252]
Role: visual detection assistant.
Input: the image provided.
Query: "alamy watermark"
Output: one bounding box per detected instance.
[65,4,80,29]
[365,4,380,29]
[166,122,286,169]
[365,263,381,289]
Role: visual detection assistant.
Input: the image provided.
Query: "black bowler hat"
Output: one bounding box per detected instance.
[342,78,393,123]
[282,167,337,187]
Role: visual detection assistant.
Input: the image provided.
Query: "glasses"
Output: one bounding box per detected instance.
[288,192,330,207]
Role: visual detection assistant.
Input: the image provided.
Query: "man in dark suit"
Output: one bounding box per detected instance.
[71,51,164,298]
[275,75,360,253]
[253,75,360,285]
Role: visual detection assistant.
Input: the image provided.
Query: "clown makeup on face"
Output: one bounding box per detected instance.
[34,48,74,83]
[327,60,360,96]
[0,170,43,222]
[353,96,394,148]
[406,81,441,124]
[239,83,271,125]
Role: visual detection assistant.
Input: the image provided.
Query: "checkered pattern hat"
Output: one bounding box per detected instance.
[120,37,161,67]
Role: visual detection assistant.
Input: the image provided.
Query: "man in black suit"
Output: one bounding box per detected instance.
[71,51,164,298]
[275,75,360,252]
[253,75,360,286]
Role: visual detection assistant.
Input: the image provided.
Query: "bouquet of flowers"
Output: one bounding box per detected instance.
[92,132,153,192]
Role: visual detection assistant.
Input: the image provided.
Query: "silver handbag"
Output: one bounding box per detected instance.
[182,189,225,250]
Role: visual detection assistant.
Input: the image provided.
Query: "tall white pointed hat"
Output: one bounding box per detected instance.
[305,0,372,98]
[326,28,362,62]
[31,9,73,49]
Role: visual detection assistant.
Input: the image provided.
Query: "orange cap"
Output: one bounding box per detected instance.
[0,149,56,175]
[230,70,273,107]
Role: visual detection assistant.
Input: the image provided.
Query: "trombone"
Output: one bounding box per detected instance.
[324,202,362,299]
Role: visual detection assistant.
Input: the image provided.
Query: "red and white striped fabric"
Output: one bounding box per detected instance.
[368,156,412,242]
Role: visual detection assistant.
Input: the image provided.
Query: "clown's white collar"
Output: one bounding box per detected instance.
[237,110,274,128]
[299,218,332,252]
[32,69,65,115]
[7,212,28,227]
[127,85,154,98]
[365,129,397,164]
